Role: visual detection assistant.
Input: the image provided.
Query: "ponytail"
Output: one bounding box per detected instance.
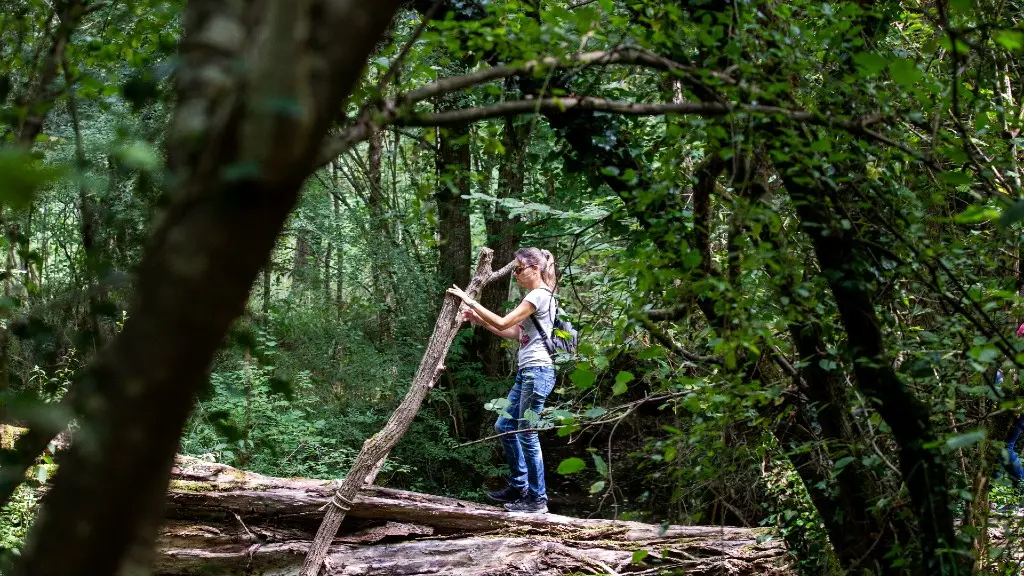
[539,249,557,289]
[515,247,558,290]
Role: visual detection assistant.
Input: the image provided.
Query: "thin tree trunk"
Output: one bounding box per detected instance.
[334,191,343,315]
[471,113,528,382]
[292,229,314,291]
[434,76,473,298]
[15,0,88,147]
[300,248,513,576]
[324,237,332,300]
[63,54,103,347]
[367,129,396,341]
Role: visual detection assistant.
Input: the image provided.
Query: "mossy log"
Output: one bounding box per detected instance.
[157,455,792,575]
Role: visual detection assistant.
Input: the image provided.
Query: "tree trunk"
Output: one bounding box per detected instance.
[63,54,103,346]
[292,229,315,291]
[332,162,345,316]
[782,171,963,574]
[367,129,396,341]
[14,0,88,147]
[5,4,403,576]
[156,455,792,576]
[475,114,527,378]
[434,77,473,298]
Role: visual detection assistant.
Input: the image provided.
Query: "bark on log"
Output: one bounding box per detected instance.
[157,455,792,575]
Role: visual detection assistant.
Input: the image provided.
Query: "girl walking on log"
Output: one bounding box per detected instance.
[447,247,558,514]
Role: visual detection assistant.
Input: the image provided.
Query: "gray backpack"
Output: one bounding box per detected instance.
[527,287,579,358]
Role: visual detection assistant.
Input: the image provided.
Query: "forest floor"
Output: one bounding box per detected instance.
[986,483,1024,574]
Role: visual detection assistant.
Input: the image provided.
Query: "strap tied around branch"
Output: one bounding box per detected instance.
[319,490,354,512]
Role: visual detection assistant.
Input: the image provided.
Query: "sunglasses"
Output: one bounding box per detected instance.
[513,264,535,275]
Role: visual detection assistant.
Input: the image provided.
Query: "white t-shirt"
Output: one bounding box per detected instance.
[517,287,555,369]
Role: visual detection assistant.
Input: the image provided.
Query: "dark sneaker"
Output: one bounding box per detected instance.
[487,485,526,503]
[504,497,548,514]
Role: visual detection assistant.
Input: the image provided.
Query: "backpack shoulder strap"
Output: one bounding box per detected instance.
[528,314,555,355]
[528,287,556,355]
[533,286,558,321]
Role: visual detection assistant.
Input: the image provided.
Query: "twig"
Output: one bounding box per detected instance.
[598,400,642,518]
[634,314,721,364]
[398,97,877,132]
[456,393,684,448]
[401,47,736,105]
[375,0,444,94]
[233,512,255,540]
[316,48,907,166]
[645,306,689,322]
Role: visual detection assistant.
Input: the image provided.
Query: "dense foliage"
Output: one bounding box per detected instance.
[0,0,1023,574]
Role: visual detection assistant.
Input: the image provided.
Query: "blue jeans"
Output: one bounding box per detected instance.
[495,366,555,501]
[1004,413,1024,482]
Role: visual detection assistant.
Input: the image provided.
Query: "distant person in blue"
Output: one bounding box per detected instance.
[998,323,1024,484]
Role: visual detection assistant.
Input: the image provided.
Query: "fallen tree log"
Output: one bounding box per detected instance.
[156,455,792,575]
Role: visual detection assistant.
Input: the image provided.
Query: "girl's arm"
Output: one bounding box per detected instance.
[448,285,537,331]
[463,309,521,340]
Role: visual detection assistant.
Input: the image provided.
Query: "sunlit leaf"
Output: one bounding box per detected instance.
[557,457,586,474]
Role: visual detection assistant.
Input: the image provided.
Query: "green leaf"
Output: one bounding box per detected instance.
[954,205,998,224]
[612,370,634,395]
[584,407,607,419]
[949,0,972,12]
[632,550,649,564]
[946,429,985,450]
[971,346,999,363]
[592,453,609,476]
[113,140,161,172]
[939,171,972,186]
[557,424,581,437]
[890,58,923,87]
[809,138,831,152]
[571,367,597,390]
[995,30,1024,51]
[637,346,667,360]
[0,149,65,209]
[484,397,511,412]
[523,408,540,426]
[557,457,586,474]
[853,52,887,76]
[833,456,856,470]
[589,480,606,494]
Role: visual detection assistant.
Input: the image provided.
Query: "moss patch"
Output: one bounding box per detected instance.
[0,425,25,451]
[169,479,220,493]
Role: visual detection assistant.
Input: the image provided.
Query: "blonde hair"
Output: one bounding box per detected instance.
[515,247,557,289]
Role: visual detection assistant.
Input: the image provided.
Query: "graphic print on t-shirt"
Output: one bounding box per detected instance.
[519,323,529,346]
